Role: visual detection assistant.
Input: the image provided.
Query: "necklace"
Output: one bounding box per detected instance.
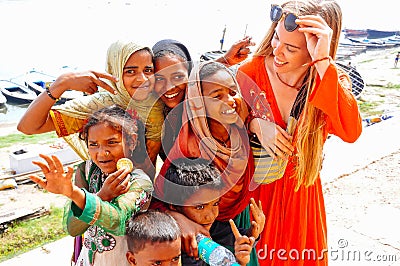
[276,72,305,91]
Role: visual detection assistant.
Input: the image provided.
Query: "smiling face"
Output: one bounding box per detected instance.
[271,20,311,74]
[123,49,155,101]
[176,188,220,231]
[154,55,188,109]
[201,69,240,126]
[126,239,181,266]
[87,122,126,174]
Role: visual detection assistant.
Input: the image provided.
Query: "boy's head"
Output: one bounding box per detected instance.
[164,157,224,230]
[126,210,181,266]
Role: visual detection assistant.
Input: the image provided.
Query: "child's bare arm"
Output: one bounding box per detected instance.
[30,154,85,209]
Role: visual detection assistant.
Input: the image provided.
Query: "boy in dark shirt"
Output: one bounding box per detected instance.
[163,157,265,265]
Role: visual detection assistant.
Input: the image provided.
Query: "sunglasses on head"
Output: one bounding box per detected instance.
[270,4,299,32]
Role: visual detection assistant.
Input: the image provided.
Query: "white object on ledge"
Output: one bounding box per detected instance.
[9,142,80,174]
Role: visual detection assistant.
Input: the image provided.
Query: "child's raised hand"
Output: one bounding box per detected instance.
[229,219,255,266]
[248,198,265,239]
[97,168,131,201]
[30,154,74,196]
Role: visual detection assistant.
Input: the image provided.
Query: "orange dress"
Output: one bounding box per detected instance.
[237,56,362,266]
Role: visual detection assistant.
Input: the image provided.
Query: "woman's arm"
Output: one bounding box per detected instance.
[17,71,117,135]
[309,65,362,142]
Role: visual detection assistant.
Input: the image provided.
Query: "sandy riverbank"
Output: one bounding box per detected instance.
[0,122,18,137]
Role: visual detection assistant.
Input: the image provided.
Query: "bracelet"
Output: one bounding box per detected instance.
[222,56,230,66]
[303,56,332,67]
[46,87,59,101]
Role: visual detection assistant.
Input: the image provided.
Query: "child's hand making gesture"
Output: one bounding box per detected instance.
[229,198,265,265]
[247,198,265,239]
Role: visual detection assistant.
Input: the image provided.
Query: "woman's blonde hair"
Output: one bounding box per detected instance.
[255,0,342,190]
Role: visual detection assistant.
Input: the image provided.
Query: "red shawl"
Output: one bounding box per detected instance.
[153,61,256,221]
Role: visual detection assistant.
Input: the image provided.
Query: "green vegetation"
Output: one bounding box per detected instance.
[0,132,58,149]
[386,83,400,89]
[0,206,67,262]
[358,99,383,116]
[359,58,375,64]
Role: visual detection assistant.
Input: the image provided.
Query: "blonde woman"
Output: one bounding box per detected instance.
[236,0,362,265]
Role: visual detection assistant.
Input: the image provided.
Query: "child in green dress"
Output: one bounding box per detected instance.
[30,105,153,266]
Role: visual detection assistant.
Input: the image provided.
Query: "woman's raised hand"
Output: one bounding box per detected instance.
[49,71,118,98]
[297,15,331,60]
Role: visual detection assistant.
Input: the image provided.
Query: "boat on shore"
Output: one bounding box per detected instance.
[347,37,398,49]
[382,35,400,45]
[24,70,84,104]
[0,91,6,108]
[366,29,400,39]
[342,29,368,38]
[343,28,400,39]
[200,50,225,61]
[0,80,37,104]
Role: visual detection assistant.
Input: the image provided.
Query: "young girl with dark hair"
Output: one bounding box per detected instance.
[29,105,153,266]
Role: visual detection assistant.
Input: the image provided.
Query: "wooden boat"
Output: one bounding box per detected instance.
[381,35,400,46]
[367,29,400,39]
[0,91,6,108]
[342,29,368,38]
[347,37,397,49]
[24,70,84,104]
[200,50,226,61]
[335,48,357,60]
[0,79,37,104]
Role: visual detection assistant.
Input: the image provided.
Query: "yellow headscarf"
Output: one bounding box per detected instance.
[52,40,164,160]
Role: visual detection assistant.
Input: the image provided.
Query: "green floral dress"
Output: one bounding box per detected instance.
[66,160,153,266]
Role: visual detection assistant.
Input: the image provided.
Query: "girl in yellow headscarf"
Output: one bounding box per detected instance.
[18,39,164,178]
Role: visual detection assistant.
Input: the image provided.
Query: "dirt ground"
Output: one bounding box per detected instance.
[0,47,400,228]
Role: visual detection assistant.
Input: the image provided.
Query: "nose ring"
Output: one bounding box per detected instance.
[105,151,110,156]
